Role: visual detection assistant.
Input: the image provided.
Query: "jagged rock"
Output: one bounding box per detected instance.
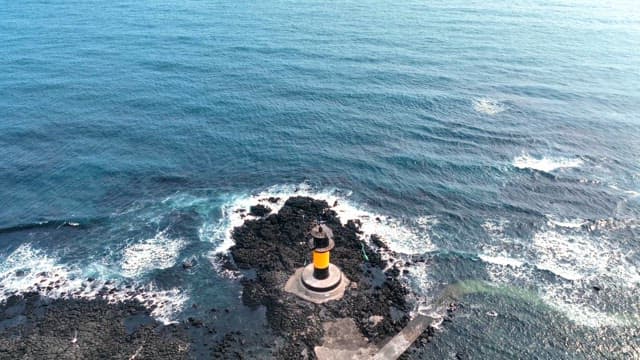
[249,204,272,217]
[0,293,188,359]
[228,196,416,359]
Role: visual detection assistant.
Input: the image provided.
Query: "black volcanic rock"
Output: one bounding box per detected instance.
[227,196,419,359]
[0,196,446,360]
[249,204,272,217]
[0,293,188,359]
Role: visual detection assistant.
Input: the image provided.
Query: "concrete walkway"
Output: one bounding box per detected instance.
[314,315,435,360]
[372,315,433,360]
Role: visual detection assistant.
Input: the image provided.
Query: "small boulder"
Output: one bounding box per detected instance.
[182,258,197,270]
[368,315,384,326]
[249,204,271,217]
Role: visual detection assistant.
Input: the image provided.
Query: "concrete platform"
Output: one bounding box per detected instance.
[314,318,377,360]
[315,315,436,360]
[284,264,350,304]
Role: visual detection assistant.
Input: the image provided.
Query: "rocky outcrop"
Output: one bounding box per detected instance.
[0,196,446,359]
[0,292,188,360]
[228,196,429,359]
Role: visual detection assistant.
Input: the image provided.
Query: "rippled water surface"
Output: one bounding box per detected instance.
[1,0,639,358]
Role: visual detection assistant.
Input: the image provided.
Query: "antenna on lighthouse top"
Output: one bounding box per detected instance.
[310,222,333,242]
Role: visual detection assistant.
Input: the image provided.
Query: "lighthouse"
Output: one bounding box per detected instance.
[284,223,350,303]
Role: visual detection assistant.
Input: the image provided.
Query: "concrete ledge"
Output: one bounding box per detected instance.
[372,315,433,360]
[314,318,377,360]
[284,265,350,304]
[315,315,436,360]
[301,264,342,292]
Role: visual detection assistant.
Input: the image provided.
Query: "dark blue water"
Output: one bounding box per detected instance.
[1,0,639,357]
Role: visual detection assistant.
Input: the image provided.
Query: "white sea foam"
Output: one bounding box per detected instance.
[0,243,187,324]
[405,261,439,302]
[539,283,637,328]
[481,219,507,235]
[201,183,437,256]
[0,243,72,298]
[609,184,640,199]
[121,231,186,277]
[478,254,524,268]
[479,218,640,327]
[483,260,637,327]
[472,98,506,115]
[547,217,587,229]
[512,153,583,173]
[129,284,188,325]
[479,220,526,267]
[481,218,639,285]
[583,218,640,232]
[535,225,639,284]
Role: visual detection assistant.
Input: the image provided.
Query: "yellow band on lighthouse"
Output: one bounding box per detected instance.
[313,250,330,269]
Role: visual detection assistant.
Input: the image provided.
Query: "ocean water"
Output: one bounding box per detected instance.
[1,0,640,357]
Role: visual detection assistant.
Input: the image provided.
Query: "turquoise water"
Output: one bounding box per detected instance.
[1,0,639,357]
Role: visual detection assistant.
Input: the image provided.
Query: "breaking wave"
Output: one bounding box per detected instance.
[513,153,583,173]
[477,218,640,327]
[121,230,186,278]
[0,243,188,324]
[201,183,438,256]
[472,98,506,115]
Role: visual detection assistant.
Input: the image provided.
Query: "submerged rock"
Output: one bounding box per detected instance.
[182,258,197,270]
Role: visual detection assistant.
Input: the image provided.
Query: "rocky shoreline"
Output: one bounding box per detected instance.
[0,196,450,359]
[225,196,446,359]
[0,292,189,359]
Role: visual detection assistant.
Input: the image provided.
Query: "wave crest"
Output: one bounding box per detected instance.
[513,153,583,172]
[473,98,506,115]
[0,243,187,324]
[478,218,639,327]
[121,230,186,277]
[201,183,438,256]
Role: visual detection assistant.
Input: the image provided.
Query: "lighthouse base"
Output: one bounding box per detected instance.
[284,264,350,304]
